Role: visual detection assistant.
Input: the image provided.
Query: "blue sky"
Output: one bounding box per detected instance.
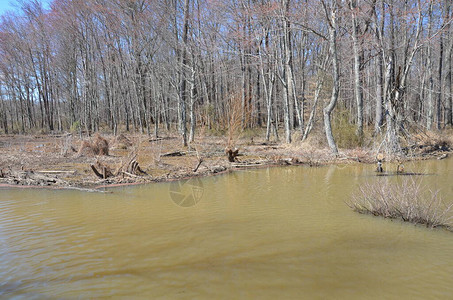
[0,0,52,16]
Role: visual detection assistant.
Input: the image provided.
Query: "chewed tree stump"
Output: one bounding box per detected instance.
[225,148,239,162]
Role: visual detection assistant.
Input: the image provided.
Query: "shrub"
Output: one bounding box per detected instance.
[348,178,453,230]
[70,121,81,134]
[332,110,363,149]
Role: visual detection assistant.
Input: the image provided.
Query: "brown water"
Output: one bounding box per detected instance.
[1,158,453,299]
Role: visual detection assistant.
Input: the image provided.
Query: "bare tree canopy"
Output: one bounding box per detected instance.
[0,0,452,154]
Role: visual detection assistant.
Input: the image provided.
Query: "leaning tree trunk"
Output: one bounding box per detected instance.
[323,1,339,155]
[302,53,329,141]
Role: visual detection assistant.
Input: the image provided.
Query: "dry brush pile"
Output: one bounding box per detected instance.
[348,178,453,231]
[76,134,147,180]
[77,134,110,156]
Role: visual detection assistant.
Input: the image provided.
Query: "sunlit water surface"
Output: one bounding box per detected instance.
[1,158,453,299]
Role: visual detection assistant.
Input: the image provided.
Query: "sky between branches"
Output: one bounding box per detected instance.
[0,0,51,16]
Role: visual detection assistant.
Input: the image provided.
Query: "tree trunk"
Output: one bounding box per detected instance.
[179,0,190,146]
[350,0,364,137]
[438,28,444,130]
[323,0,339,155]
[427,2,434,130]
[189,67,196,143]
[282,0,292,143]
[444,0,452,126]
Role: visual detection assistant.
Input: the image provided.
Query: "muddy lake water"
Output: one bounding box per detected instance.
[1,158,453,299]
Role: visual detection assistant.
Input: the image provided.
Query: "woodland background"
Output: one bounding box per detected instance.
[0,0,452,154]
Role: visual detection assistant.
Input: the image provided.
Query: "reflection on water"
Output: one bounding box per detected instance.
[1,158,453,298]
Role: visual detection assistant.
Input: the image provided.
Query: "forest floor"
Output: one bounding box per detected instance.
[0,131,451,190]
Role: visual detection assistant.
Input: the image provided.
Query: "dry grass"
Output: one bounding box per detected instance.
[113,133,132,150]
[77,134,109,156]
[401,130,452,158]
[348,178,453,230]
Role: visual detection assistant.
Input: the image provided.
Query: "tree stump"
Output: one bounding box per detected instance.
[225,148,239,162]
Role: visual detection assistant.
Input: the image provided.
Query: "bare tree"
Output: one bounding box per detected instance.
[322,0,340,154]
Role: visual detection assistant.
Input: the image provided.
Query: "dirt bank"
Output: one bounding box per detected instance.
[0,133,450,190]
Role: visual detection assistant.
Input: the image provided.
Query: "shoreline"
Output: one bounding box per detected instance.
[0,153,450,192]
[0,133,451,191]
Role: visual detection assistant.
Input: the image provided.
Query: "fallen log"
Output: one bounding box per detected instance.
[161,151,185,157]
[36,170,76,175]
[149,137,176,142]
